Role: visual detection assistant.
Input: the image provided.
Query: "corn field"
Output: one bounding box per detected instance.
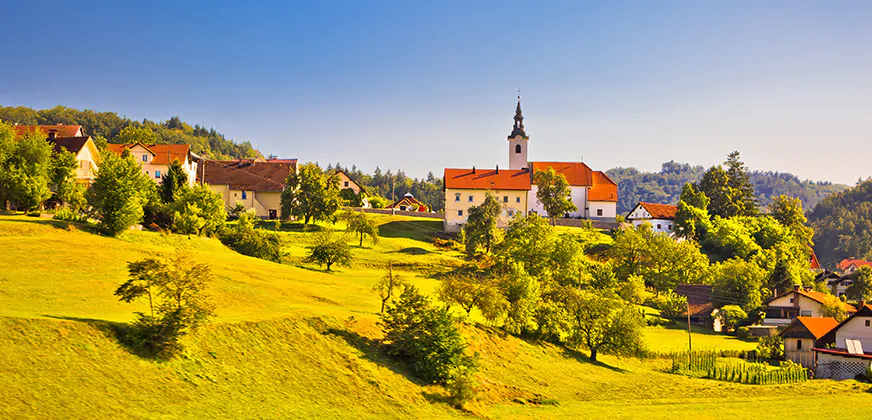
[670,351,808,385]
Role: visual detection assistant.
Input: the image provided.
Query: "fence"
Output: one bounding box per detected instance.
[356,208,443,219]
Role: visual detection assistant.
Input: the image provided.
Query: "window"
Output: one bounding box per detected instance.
[455,193,461,202]
[468,195,473,202]
[866,320,870,327]
[597,209,603,216]
[155,170,161,179]
[142,154,148,162]
[242,191,247,199]
[789,298,794,303]
[344,181,349,187]
[515,197,521,203]
[508,210,514,217]
[800,310,812,317]
[668,224,673,230]
[457,210,463,216]
[796,340,803,350]
[515,144,522,153]
[503,196,509,203]
[657,224,662,230]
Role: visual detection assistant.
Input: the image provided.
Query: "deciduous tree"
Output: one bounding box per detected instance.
[343,210,379,247]
[90,150,153,235]
[281,163,341,226]
[304,231,352,271]
[565,291,645,362]
[373,262,407,313]
[534,168,576,224]
[463,192,501,255]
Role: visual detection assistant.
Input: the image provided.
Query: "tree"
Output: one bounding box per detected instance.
[498,263,541,335]
[711,258,765,311]
[339,188,362,207]
[89,150,153,235]
[698,165,735,218]
[496,214,555,278]
[674,183,712,241]
[846,267,872,302]
[303,231,352,271]
[160,160,189,204]
[656,290,688,319]
[618,274,646,305]
[172,184,226,236]
[565,291,645,362]
[49,148,79,208]
[820,294,850,322]
[220,211,282,262]
[380,285,476,384]
[463,192,501,255]
[725,151,758,216]
[373,262,407,313]
[115,249,215,358]
[281,163,341,226]
[0,128,52,210]
[718,305,748,331]
[115,125,158,145]
[437,273,503,318]
[533,168,576,224]
[343,210,379,247]
[769,195,814,246]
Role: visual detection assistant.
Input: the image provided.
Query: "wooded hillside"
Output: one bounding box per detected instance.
[808,179,872,267]
[0,105,256,160]
[608,161,846,214]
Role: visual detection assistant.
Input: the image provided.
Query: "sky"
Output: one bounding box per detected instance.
[1,0,871,184]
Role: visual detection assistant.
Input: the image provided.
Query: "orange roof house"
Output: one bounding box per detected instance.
[837,258,872,274]
[201,159,296,220]
[529,162,593,186]
[444,167,532,191]
[588,171,618,202]
[626,202,679,235]
[387,193,427,212]
[763,287,856,326]
[107,142,200,186]
[780,316,840,368]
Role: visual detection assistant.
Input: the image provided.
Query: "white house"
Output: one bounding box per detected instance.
[626,202,678,235]
[814,304,872,379]
[108,143,199,186]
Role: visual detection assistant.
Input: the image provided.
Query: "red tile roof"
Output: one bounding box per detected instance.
[107,143,193,165]
[838,258,872,271]
[637,202,678,220]
[444,168,531,191]
[530,161,593,186]
[589,171,618,202]
[13,125,83,138]
[794,316,840,339]
[766,289,857,313]
[202,160,294,192]
[388,195,427,211]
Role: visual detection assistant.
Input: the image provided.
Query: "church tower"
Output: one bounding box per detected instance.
[508,97,529,170]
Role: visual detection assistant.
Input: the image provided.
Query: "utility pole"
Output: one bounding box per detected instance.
[391,177,396,215]
[686,299,693,354]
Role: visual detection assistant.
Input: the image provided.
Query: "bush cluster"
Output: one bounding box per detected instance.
[220,212,283,262]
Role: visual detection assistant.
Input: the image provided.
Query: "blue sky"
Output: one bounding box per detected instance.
[2,1,871,184]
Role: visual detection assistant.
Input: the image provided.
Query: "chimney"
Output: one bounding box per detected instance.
[860,300,867,308]
[496,164,499,174]
[472,166,476,174]
[794,285,801,291]
[48,130,57,139]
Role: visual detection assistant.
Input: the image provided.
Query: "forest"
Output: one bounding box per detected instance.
[808,179,872,266]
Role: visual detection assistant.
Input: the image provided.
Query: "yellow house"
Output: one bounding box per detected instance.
[443,167,531,233]
[201,159,297,219]
[107,143,199,186]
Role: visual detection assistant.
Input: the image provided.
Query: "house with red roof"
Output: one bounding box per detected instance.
[813,303,872,379]
[838,258,872,274]
[674,284,722,331]
[625,202,678,235]
[201,159,297,219]
[442,97,616,232]
[387,193,427,212]
[762,286,856,326]
[779,316,840,368]
[107,143,199,186]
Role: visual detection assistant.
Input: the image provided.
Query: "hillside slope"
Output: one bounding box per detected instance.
[2,216,871,419]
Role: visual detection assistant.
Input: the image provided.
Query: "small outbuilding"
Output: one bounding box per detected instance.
[779,316,839,368]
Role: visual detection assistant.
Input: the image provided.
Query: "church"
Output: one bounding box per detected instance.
[443,98,617,232]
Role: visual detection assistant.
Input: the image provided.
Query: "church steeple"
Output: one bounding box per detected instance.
[508,96,528,139]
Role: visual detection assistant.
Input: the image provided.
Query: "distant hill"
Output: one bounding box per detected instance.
[0,105,256,160]
[607,161,847,215]
[808,179,872,267]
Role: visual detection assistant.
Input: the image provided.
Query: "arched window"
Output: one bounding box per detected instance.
[515,144,522,154]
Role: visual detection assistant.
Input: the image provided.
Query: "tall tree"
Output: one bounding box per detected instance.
[90,150,153,235]
[303,231,352,271]
[846,267,872,302]
[373,262,407,313]
[533,168,577,224]
[281,163,341,226]
[343,210,379,247]
[769,195,814,246]
[160,160,189,204]
[565,290,645,362]
[725,151,758,216]
[711,258,765,311]
[115,125,158,145]
[463,192,501,255]
[0,128,53,210]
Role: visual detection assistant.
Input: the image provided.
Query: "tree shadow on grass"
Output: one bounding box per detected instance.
[323,327,429,387]
[8,217,99,233]
[559,346,629,373]
[391,247,432,255]
[42,315,162,360]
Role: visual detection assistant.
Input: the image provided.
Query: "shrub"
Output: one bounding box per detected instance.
[53,207,87,223]
[380,285,477,384]
[655,290,687,320]
[445,366,479,408]
[26,210,41,217]
[755,336,784,360]
[736,326,751,340]
[220,211,283,262]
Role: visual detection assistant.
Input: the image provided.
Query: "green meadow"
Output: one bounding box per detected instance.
[1,214,870,419]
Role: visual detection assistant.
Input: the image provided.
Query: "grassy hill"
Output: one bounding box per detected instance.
[2,215,871,419]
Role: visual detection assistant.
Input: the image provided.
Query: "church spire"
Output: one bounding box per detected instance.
[508,95,528,139]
